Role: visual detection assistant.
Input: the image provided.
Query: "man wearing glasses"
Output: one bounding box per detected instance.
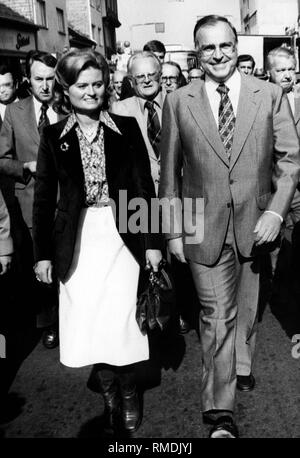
[159,15,300,437]
[111,51,163,194]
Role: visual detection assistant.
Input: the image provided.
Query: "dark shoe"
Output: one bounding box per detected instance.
[209,416,239,438]
[237,373,255,392]
[179,316,190,334]
[42,327,59,349]
[102,385,121,430]
[121,388,141,433]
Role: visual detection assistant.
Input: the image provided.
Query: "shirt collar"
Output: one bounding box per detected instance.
[138,90,164,113]
[60,110,122,139]
[205,68,241,97]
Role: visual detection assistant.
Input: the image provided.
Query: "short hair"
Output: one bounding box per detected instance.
[162,61,186,87]
[193,15,238,47]
[237,54,255,69]
[0,62,16,81]
[0,58,21,83]
[26,50,57,78]
[53,48,110,114]
[267,46,296,70]
[127,51,161,75]
[143,40,166,55]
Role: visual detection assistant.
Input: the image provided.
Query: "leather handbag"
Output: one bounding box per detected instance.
[136,260,175,335]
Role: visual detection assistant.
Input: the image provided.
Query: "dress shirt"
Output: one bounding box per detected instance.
[33,96,57,125]
[287,90,295,116]
[137,91,164,124]
[205,70,282,223]
[0,103,6,122]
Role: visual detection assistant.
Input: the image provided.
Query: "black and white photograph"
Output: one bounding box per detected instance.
[0,0,300,444]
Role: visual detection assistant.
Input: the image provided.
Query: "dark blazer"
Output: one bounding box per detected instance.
[32,113,162,282]
[159,73,300,265]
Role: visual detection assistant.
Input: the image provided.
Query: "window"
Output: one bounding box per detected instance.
[155,23,165,33]
[92,24,96,40]
[98,28,102,46]
[36,0,47,27]
[56,8,66,33]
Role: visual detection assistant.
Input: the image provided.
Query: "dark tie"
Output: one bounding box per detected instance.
[38,102,50,135]
[145,100,161,158]
[216,83,235,160]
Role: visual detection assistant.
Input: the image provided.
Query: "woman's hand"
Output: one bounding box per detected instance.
[145,250,163,272]
[34,260,53,284]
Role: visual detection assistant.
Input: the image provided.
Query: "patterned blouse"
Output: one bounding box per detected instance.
[60,111,122,206]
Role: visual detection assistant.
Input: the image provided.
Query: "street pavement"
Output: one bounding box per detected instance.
[0,295,299,439]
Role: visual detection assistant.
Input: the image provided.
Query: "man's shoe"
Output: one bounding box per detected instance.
[209,416,239,438]
[42,327,59,349]
[179,316,190,334]
[237,373,255,392]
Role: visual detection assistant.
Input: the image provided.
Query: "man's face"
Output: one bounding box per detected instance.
[0,72,16,104]
[196,21,238,83]
[131,57,161,100]
[269,55,296,93]
[113,71,125,96]
[30,60,55,103]
[161,64,180,93]
[188,68,203,82]
[238,60,254,76]
[154,51,165,64]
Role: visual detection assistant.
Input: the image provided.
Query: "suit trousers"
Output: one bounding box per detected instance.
[189,211,260,413]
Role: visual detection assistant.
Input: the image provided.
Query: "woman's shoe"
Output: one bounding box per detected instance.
[120,387,141,433]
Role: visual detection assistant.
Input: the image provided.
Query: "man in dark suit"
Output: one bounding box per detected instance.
[159,15,300,437]
[0,51,59,349]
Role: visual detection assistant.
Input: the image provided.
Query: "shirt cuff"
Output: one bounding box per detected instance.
[264,210,283,223]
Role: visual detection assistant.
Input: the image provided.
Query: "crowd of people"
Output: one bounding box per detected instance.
[0,13,300,438]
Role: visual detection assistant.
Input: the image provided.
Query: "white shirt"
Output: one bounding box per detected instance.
[0,102,6,121]
[205,69,241,126]
[205,69,282,223]
[33,96,58,125]
[287,90,295,116]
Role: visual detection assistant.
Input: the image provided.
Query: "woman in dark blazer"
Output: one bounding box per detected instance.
[32,49,162,434]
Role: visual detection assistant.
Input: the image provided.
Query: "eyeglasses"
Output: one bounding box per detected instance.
[199,42,235,58]
[161,76,178,84]
[133,71,160,84]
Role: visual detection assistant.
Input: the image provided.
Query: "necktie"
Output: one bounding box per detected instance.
[145,100,161,158]
[38,103,50,135]
[216,83,235,160]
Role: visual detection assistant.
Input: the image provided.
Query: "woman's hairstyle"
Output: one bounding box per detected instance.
[53,48,110,114]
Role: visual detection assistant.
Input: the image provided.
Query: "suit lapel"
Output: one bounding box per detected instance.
[187,82,230,167]
[229,76,261,170]
[17,97,40,146]
[57,122,84,186]
[294,92,300,126]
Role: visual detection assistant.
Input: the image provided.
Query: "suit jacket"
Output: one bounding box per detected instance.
[159,74,300,265]
[0,96,60,228]
[110,95,162,195]
[32,113,162,282]
[293,84,300,137]
[0,188,13,256]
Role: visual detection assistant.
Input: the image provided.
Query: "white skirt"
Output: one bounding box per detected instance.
[59,206,149,368]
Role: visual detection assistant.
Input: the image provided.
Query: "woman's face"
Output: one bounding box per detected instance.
[67,66,106,114]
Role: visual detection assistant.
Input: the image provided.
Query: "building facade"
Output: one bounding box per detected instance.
[1,0,69,55]
[240,0,299,35]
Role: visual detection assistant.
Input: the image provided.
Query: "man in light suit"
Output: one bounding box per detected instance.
[0,51,59,349]
[159,15,300,437]
[111,51,164,195]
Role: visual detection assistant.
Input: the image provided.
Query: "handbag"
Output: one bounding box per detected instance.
[136,260,175,335]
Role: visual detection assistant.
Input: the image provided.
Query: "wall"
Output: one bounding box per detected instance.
[35,0,69,54]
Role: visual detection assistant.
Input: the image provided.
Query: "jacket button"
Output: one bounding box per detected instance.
[229,179,234,184]
[227,203,231,208]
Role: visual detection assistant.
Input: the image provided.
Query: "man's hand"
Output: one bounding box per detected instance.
[34,260,53,284]
[23,161,37,175]
[254,212,282,245]
[145,250,163,272]
[0,255,12,275]
[168,237,187,263]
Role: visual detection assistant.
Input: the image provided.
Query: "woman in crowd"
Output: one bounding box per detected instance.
[32,48,162,433]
